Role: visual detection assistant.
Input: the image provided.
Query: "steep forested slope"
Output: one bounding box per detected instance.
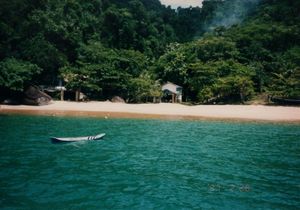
[156,0,300,103]
[0,0,299,103]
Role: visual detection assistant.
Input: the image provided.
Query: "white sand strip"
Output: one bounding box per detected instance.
[1,101,300,122]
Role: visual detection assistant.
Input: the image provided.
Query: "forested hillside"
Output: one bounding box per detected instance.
[0,0,299,103]
[156,0,300,103]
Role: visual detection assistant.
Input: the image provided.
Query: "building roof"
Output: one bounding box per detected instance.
[162,82,182,88]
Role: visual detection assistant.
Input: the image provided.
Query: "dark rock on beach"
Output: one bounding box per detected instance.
[111,96,125,103]
[23,86,52,106]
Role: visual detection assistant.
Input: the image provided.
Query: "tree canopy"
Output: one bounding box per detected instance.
[0,0,299,103]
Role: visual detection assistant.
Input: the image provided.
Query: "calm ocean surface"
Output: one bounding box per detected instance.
[0,115,299,209]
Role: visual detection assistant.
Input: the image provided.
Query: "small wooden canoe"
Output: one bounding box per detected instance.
[51,133,105,142]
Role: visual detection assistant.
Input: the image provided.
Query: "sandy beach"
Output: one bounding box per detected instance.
[1,101,300,123]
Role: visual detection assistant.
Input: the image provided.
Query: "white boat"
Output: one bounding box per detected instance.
[51,133,105,142]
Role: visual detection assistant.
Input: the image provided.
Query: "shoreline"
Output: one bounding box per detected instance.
[1,101,300,123]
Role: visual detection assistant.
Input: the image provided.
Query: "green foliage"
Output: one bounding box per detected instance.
[187,60,255,103]
[59,41,151,100]
[60,65,101,93]
[154,0,300,103]
[128,72,161,103]
[155,37,254,103]
[269,47,300,98]
[191,37,240,62]
[156,43,190,86]
[20,34,68,83]
[0,0,299,103]
[0,58,41,91]
[271,69,300,99]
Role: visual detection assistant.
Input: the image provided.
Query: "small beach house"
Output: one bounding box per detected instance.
[162,82,182,103]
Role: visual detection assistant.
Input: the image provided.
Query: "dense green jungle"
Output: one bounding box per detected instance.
[0,0,299,104]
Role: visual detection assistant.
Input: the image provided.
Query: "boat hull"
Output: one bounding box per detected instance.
[51,133,105,142]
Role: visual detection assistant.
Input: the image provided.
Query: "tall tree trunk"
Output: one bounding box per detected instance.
[240,91,244,104]
[75,89,80,102]
[60,89,64,101]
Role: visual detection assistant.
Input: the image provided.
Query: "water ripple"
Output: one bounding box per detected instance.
[0,116,299,209]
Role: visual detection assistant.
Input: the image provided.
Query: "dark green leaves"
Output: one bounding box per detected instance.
[0,58,41,91]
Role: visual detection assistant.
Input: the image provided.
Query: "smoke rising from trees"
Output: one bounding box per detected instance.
[205,0,261,32]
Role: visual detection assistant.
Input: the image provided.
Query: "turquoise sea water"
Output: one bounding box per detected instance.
[0,115,299,209]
